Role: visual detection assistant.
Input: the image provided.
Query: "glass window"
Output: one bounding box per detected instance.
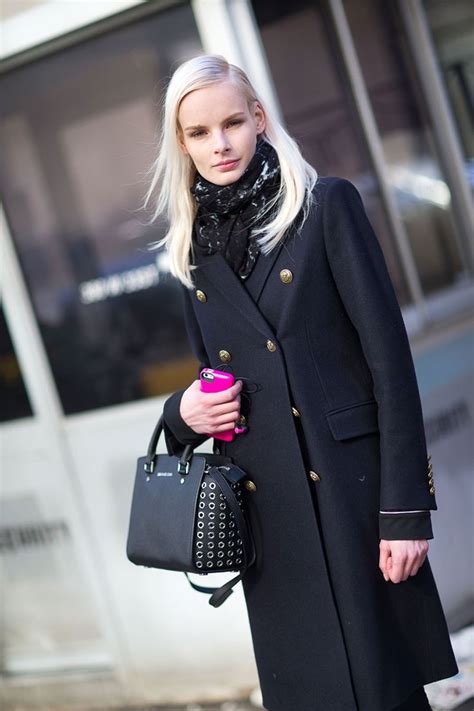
[251,0,411,305]
[0,306,33,422]
[0,4,203,415]
[344,0,467,295]
[423,0,473,172]
[0,494,110,674]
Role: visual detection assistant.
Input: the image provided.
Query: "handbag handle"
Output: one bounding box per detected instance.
[144,414,194,475]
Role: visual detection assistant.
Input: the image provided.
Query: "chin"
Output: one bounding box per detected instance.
[217,175,241,186]
[213,167,246,186]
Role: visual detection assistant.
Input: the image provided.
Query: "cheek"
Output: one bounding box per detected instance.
[185,144,203,165]
[241,130,258,156]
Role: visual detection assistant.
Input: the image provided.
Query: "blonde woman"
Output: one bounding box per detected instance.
[143,54,457,711]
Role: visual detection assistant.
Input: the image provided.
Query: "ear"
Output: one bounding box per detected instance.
[254,101,266,135]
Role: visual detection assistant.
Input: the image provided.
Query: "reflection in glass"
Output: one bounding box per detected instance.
[0,306,33,422]
[424,0,473,168]
[344,0,467,295]
[251,0,411,304]
[0,494,108,673]
[0,5,203,414]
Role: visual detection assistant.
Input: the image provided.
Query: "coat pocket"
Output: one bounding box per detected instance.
[325,399,379,440]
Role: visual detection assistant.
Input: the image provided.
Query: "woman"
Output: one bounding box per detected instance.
[143,54,458,711]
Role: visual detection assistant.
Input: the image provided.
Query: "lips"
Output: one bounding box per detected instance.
[215,159,240,172]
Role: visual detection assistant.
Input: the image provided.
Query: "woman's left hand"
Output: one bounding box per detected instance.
[379,539,429,583]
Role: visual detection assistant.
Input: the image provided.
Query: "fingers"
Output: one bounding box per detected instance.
[379,540,429,584]
[210,379,243,404]
[212,410,242,431]
[379,540,415,581]
[389,552,407,584]
[407,540,429,577]
[379,541,390,581]
[202,380,243,431]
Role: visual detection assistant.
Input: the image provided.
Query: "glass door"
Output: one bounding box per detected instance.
[0,0,205,683]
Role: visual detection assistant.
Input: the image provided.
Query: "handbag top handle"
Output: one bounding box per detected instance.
[145,415,195,475]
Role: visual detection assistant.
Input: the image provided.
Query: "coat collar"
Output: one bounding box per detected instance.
[191,231,290,339]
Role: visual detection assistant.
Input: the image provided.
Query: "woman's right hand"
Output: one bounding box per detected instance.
[179,378,243,434]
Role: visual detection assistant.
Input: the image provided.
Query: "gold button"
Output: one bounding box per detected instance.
[309,470,321,482]
[195,289,207,303]
[291,406,301,417]
[280,268,293,284]
[244,480,257,492]
[237,414,247,426]
[218,349,232,363]
[429,486,436,495]
[266,339,276,352]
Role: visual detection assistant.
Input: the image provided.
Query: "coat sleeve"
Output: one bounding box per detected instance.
[322,177,436,540]
[161,283,211,455]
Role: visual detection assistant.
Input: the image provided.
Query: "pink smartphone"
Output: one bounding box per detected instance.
[200,367,236,442]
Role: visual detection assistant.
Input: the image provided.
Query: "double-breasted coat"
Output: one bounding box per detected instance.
[162,177,458,711]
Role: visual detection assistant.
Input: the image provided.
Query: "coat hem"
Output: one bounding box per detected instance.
[259,662,459,711]
[384,662,459,711]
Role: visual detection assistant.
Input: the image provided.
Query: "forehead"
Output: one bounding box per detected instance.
[178,80,249,127]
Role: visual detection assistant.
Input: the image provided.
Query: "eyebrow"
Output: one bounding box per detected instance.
[183,111,246,132]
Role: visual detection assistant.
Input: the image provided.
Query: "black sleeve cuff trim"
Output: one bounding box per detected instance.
[379,511,433,540]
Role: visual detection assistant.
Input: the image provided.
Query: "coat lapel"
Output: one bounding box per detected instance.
[191,233,289,340]
[244,233,288,303]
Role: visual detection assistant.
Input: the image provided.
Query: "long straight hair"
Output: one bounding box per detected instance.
[141,54,318,290]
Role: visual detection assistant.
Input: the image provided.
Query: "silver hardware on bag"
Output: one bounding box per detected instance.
[177,459,190,475]
[144,457,155,474]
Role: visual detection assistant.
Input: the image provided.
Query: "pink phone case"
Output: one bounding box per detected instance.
[200,368,236,442]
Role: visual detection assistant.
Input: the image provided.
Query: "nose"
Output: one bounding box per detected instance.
[213,130,230,154]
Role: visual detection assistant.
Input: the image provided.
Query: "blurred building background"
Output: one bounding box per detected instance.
[0,0,473,709]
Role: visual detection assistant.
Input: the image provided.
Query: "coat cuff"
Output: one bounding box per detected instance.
[378,510,433,540]
[162,388,209,454]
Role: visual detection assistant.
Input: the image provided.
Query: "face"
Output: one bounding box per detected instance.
[177,79,266,186]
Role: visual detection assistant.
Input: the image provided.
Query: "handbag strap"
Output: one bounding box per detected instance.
[184,465,256,607]
[145,414,194,475]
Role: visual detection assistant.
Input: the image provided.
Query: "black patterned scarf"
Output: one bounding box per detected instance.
[190,138,281,279]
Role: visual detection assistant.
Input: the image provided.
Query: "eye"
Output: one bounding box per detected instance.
[227,119,243,127]
[190,129,205,138]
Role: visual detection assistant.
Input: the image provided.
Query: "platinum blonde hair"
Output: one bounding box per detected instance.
[141,54,318,290]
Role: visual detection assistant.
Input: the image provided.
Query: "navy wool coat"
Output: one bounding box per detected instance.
[162,177,458,711]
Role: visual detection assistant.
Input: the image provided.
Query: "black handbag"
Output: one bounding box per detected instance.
[126,414,257,607]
